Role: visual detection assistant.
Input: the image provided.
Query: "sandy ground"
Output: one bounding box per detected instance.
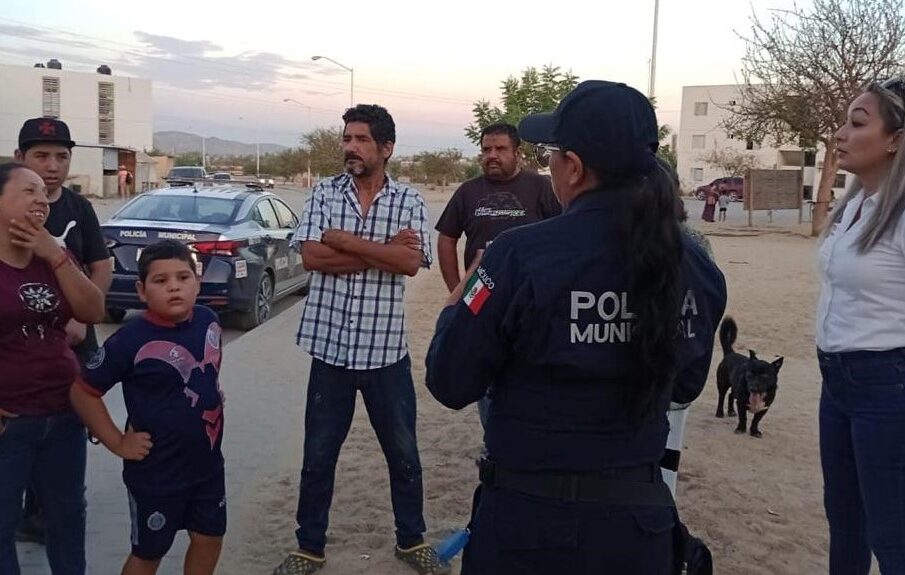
[224,189,840,575]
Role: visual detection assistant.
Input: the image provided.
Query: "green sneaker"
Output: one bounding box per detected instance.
[272,550,326,575]
[395,543,451,575]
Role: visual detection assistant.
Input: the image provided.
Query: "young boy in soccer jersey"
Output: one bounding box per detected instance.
[70,240,225,575]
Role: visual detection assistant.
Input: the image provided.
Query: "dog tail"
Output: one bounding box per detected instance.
[719,316,737,356]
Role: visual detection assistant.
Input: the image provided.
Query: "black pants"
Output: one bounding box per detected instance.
[462,486,675,575]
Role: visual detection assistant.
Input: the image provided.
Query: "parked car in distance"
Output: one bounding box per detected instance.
[694,176,744,201]
[211,172,232,182]
[166,166,208,184]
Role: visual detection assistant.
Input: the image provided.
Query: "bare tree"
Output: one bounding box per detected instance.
[724,0,905,235]
[699,148,761,177]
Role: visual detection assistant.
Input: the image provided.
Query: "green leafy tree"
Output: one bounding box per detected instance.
[174,151,202,166]
[414,149,464,186]
[302,127,344,178]
[463,158,482,180]
[466,65,579,167]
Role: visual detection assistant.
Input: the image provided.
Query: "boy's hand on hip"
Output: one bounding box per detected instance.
[114,424,153,461]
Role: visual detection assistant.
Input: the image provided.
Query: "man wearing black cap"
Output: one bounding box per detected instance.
[13,118,111,551]
[14,118,111,362]
[425,81,726,574]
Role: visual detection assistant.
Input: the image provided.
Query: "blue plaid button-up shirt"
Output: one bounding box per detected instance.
[292,173,432,370]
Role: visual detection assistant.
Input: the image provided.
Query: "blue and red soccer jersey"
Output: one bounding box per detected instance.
[78,306,225,496]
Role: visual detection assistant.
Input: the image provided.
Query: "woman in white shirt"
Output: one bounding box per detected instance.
[817,77,905,575]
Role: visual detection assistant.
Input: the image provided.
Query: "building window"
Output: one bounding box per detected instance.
[834,173,847,189]
[42,77,60,118]
[694,102,708,116]
[727,99,737,106]
[804,150,816,167]
[98,82,115,145]
[692,168,704,182]
[692,135,706,149]
[745,139,755,150]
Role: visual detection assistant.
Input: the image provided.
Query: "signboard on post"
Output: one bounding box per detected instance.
[744,169,804,226]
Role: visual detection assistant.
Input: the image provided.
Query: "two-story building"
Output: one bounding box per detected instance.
[676,84,849,200]
[0,60,155,197]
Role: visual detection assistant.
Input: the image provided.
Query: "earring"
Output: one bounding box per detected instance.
[890,148,898,153]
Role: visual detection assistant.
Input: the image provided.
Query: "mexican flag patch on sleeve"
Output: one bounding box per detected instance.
[463,269,492,315]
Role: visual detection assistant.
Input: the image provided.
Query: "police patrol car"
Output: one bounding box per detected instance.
[102,183,309,329]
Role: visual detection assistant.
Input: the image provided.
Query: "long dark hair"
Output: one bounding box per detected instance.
[0,162,27,195]
[616,165,685,422]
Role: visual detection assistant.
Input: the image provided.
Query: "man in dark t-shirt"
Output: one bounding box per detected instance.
[15,118,111,364]
[14,117,112,543]
[435,122,560,429]
[436,122,560,292]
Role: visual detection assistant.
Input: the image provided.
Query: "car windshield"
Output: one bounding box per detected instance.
[169,167,204,179]
[115,195,239,224]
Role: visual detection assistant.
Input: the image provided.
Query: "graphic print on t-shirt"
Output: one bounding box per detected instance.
[133,322,224,448]
[473,192,528,219]
[19,283,60,313]
[18,282,61,339]
[53,220,77,248]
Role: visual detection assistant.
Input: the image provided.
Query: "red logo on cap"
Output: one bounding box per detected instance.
[38,121,57,136]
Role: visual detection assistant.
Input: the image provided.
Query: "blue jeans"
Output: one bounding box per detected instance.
[295,356,426,556]
[819,348,905,575]
[0,410,87,575]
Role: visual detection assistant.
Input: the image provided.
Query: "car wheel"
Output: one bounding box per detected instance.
[237,271,274,330]
[106,308,127,323]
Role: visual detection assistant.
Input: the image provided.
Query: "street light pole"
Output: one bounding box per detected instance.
[649,0,660,99]
[312,55,354,108]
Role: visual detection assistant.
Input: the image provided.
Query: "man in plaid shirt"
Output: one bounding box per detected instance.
[274,105,448,575]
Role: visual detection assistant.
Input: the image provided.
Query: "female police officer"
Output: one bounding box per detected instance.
[426,81,726,574]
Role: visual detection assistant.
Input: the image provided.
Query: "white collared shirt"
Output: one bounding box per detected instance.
[816,190,905,352]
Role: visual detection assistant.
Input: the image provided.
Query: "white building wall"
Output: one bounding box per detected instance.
[677,84,849,199]
[0,63,153,197]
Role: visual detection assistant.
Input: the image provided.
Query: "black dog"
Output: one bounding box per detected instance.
[714,317,783,438]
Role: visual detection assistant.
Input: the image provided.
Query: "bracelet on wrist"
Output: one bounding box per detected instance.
[52,253,71,271]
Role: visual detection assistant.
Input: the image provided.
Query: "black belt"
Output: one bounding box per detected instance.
[478,459,675,506]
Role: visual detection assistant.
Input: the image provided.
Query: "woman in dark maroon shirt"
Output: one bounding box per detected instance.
[0,162,105,574]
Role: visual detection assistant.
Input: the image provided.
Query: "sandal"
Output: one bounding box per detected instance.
[395,543,451,575]
[273,550,326,575]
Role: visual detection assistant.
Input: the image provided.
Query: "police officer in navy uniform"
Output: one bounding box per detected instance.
[425,80,727,574]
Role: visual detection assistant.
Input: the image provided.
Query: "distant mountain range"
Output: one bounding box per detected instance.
[153,131,287,157]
